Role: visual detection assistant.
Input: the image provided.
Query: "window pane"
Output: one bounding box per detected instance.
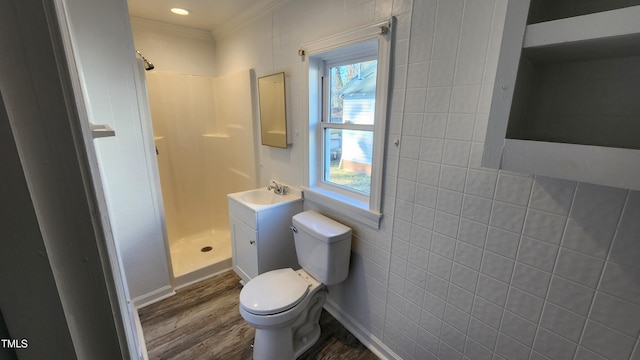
[324,128,372,194]
[329,60,377,124]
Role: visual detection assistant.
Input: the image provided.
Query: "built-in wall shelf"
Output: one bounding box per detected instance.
[483,0,640,191]
[202,133,230,138]
[523,6,640,53]
[500,140,640,191]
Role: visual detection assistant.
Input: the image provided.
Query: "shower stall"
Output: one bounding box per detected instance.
[144,70,257,286]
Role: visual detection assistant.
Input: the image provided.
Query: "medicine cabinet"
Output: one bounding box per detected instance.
[483,0,640,191]
[258,72,288,148]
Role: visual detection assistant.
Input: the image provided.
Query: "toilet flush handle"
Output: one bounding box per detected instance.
[289,225,298,233]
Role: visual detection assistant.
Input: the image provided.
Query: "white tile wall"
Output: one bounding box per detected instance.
[212,0,640,358]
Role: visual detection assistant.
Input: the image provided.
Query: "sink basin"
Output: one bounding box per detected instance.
[228,187,302,211]
[240,189,297,205]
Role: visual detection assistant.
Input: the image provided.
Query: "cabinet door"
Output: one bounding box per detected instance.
[230,216,258,282]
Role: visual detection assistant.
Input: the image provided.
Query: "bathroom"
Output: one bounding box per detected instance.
[3,0,639,359]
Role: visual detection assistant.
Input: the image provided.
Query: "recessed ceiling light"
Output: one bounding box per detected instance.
[170,8,189,15]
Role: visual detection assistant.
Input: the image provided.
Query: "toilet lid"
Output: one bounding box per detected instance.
[240,268,309,315]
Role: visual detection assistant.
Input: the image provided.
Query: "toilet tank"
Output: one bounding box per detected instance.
[291,210,352,286]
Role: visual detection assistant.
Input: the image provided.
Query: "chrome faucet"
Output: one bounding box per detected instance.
[267,180,287,195]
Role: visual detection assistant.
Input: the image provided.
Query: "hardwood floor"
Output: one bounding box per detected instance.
[138,270,379,360]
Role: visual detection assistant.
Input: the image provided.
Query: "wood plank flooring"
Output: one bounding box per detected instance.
[138,270,379,360]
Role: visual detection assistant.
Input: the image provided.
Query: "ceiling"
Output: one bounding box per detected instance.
[127,0,277,33]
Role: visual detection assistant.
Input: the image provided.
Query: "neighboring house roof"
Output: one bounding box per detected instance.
[336,62,377,98]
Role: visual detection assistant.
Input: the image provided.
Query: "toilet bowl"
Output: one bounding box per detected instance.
[238,210,351,360]
[239,268,326,359]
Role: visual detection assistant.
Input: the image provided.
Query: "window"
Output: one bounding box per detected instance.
[301,20,392,228]
[324,59,377,194]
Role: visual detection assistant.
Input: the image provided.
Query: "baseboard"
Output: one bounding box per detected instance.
[131,303,149,360]
[132,285,175,309]
[324,299,400,360]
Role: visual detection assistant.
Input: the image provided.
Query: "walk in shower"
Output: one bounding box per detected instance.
[145,70,256,286]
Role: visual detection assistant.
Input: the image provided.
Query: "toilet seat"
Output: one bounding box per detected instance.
[240,268,310,315]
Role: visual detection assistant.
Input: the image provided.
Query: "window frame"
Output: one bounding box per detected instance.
[301,20,392,228]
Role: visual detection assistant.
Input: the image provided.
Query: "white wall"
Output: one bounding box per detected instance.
[215,1,640,359]
[130,17,216,76]
[62,0,171,303]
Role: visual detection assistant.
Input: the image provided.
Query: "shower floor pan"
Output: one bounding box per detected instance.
[170,229,232,288]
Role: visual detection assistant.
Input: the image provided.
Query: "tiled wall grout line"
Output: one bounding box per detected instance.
[432,0,450,196]
[528,177,578,360]
[383,1,415,354]
[573,189,632,360]
[435,0,469,357]
[460,144,501,354]
[414,0,442,357]
[489,171,537,359]
[458,2,500,354]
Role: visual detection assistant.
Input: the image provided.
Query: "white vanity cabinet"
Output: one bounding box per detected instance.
[229,216,258,283]
[484,0,640,190]
[228,189,303,284]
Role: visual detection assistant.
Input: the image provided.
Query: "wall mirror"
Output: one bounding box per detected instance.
[258,72,288,148]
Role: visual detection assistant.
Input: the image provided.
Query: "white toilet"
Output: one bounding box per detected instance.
[239,210,352,360]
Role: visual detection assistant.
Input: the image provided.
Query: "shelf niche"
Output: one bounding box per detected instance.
[507,53,640,150]
[483,0,640,191]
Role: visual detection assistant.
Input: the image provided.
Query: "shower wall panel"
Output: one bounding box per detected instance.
[146,71,256,244]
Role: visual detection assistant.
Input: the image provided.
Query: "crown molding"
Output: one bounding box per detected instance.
[210,0,290,40]
[130,16,214,40]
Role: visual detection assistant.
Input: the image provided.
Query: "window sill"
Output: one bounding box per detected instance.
[302,186,382,229]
